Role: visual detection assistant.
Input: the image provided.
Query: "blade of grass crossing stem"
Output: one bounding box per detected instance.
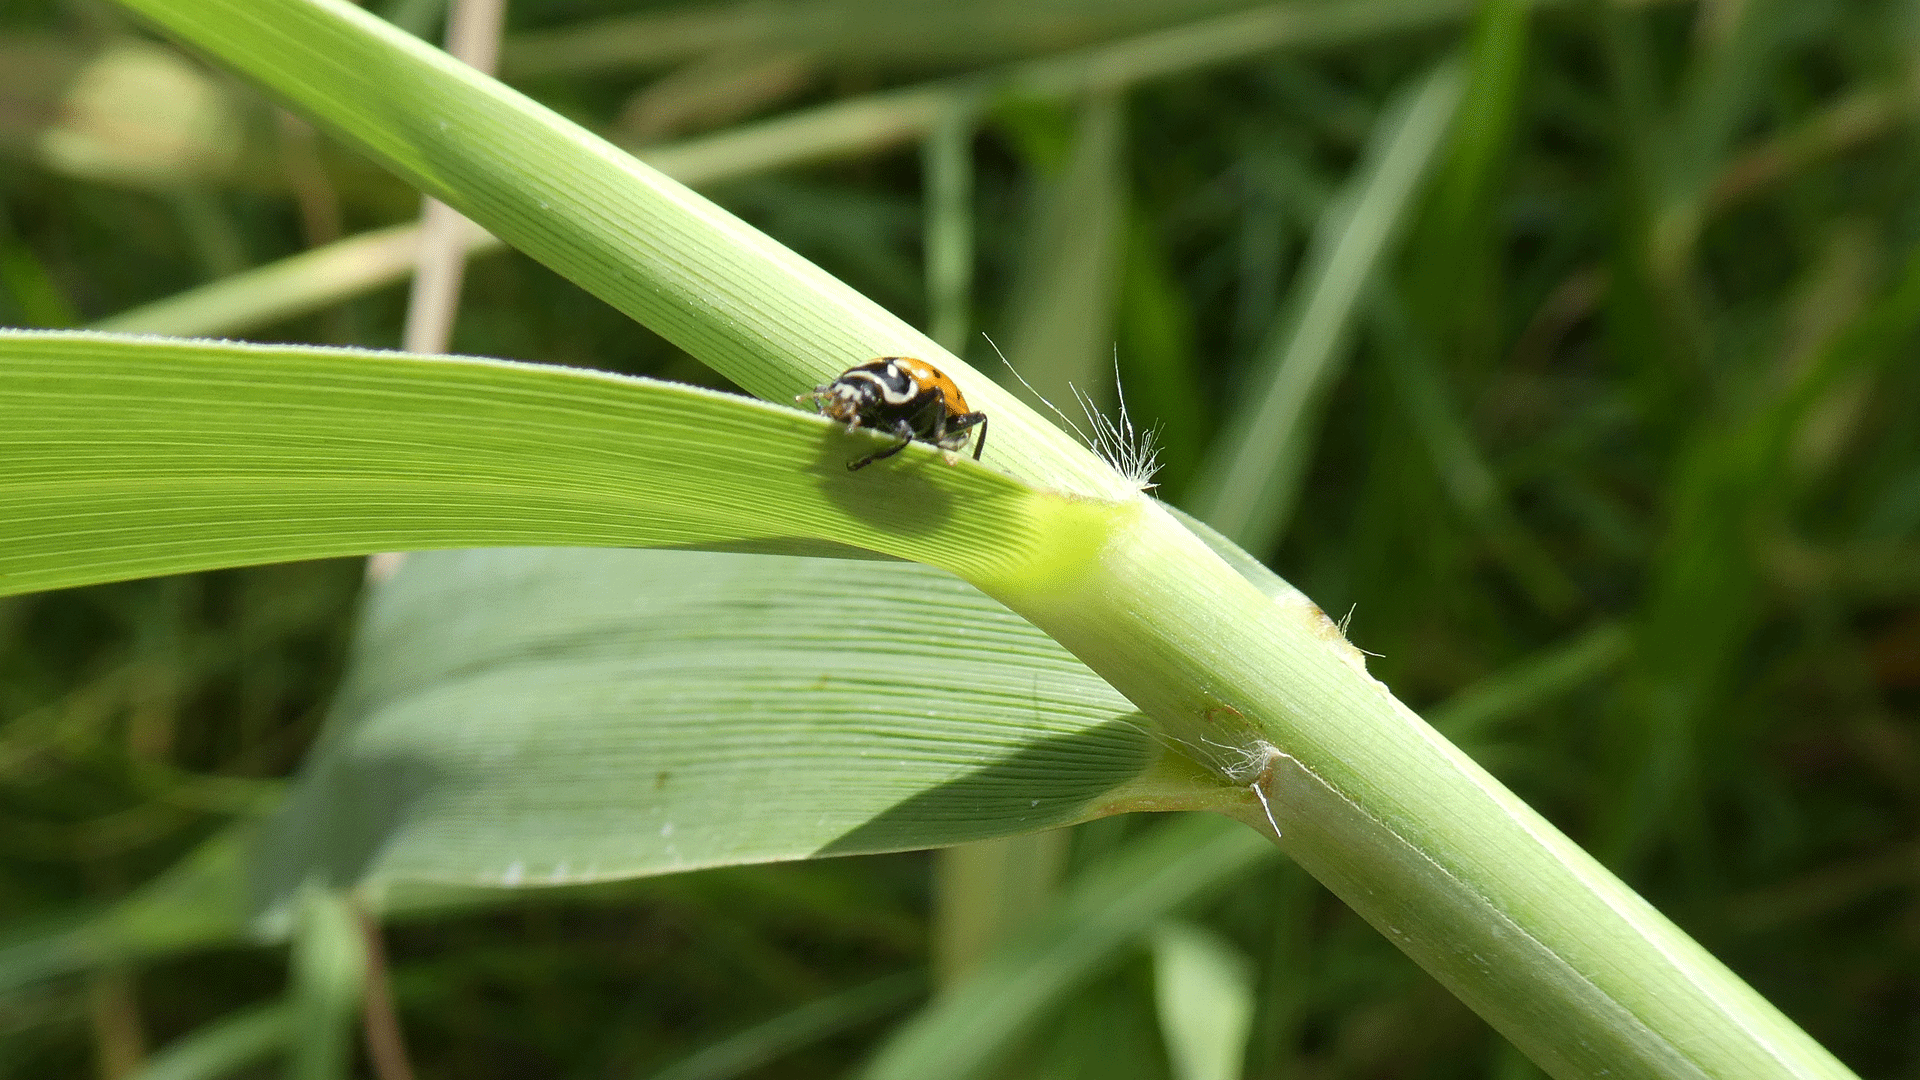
[1187,59,1463,551]
[131,1003,294,1080]
[1115,208,1208,495]
[95,0,1549,343]
[501,0,1571,85]
[933,831,1069,986]
[91,222,449,340]
[287,889,363,1080]
[110,0,1128,499]
[1369,290,1578,614]
[1403,0,1530,378]
[93,79,959,339]
[498,1,755,77]
[922,92,979,353]
[500,0,1285,80]
[1652,0,1810,273]
[93,77,957,340]
[997,92,1128,413]
[861,815,1277,1080]
[1429,623,1632,746]
[642,973,923,1080]
[1151,921,1256,1080]
[1600,239,1920,871]
[0,825,257,994]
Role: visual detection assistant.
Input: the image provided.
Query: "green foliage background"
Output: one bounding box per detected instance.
[3,0,1918,1077]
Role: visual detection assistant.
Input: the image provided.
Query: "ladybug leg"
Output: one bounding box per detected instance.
[908,393,968,465]
[847,420,917,471]
[921,395,950,442]
[917,398,975,465]
[945,412,987,460]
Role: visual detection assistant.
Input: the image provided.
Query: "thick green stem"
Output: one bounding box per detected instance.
[976,498,1853,1080]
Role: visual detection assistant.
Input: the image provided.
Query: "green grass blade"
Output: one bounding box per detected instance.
[91,86,949,340]
[1188,59,1463,551]
[500,0,1276,80]
[1151,921,1256,1080]
[1115,208,1208,495]
[40,2,1868,1074]
[1401,0,1530,376]
[998,92,1127,412]
[1430,623,1632,745]
[1653,0,1815,266]
[1012,511,1859,1079]
[642,972,923,1080]
[0,214,79,328]
[131,1002,293,1080]
[92,223,434,340]
[933,831,1070,985]
[1600,239,1920,871]
[285,889,362,1080]
[0,826,256,994]
[1369,291,1578,613]
[0,331,1059,596]
[861,815,1276,1080]
[922,94,979,353]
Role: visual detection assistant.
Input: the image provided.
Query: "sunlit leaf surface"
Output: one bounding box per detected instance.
[250,548,1194,917]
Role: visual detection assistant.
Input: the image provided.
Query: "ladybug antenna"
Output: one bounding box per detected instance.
[983,333,1096,447]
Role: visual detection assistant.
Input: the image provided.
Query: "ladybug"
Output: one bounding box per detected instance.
[800,357,988,471]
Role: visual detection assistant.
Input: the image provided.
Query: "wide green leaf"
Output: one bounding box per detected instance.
[248,547,1215,919]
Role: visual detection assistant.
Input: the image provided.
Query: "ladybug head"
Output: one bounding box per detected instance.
[805,363,902,426]
[810,376,875,426]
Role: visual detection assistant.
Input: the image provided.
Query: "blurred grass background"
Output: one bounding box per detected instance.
[3,0,1919,1076]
